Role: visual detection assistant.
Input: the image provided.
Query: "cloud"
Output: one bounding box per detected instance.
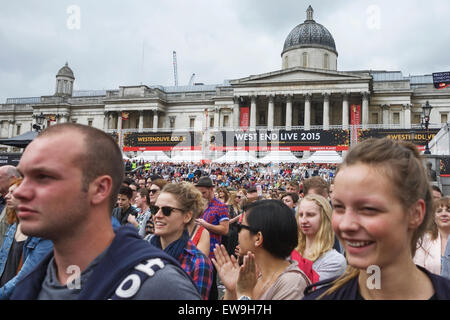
[1,0,450,103]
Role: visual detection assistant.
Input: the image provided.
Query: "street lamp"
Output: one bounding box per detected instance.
[32,112,46,132]
[422,101,432,154]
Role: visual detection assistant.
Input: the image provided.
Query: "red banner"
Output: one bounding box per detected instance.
[350,104,361,125]
[350,104,361,144]
[240,107,249,129]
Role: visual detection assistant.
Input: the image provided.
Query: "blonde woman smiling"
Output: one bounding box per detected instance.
[295,194,346,282]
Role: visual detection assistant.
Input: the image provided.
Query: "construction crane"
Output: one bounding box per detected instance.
[188,73,196,86]
[172,51,178,86]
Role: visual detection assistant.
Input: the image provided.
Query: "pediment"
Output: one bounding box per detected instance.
[230,67,371,85]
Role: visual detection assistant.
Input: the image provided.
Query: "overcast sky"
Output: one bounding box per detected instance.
[1,0,449,103]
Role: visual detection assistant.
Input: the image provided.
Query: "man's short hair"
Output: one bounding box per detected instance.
[431,185,442,196]
[118,186,133,200]
[281,192,299,204]
[38,123,124,210]
[123,177,134,186]
[287,180,300,191]
[303,176,329,198]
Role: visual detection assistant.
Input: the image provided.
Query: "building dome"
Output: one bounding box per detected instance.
[56,62,75,79]
[282,6,337,56]
[55,62,75,96]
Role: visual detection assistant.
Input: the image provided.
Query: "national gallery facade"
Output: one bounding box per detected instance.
[1,6,449,157]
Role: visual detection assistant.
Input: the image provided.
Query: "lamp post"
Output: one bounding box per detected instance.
[422,101,432,155]
[32,112,45,132]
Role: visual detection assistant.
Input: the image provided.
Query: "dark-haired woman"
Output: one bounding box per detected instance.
[213,199,310,300]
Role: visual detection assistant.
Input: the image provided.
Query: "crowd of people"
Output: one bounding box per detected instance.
[125,158,337,195]
[0,122,449,300]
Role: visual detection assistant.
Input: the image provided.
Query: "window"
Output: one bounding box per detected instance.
[169,117,175,129]
[16,124,21,135]
[302,52,308,68]
[370,113,379,124]
[441,113,448,124]
[223,115,229,127]
[412,113,421,124]
[323,53,329,69]
[88,119,93,127]
[393,112,400,125]
[210,117,214,128]
[72,118,77,124]
[190,118,195,129]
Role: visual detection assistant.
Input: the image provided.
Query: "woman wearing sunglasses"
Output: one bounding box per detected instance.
[145,179,168,235]
[145,182,213,300]
[213,199,311,300]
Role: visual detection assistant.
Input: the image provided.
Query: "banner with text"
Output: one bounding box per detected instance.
[350,104,361,144]
[433,72,450,89]
[210,129,350,151]
[358,128,440,149]
[240,107,249,129]
[440,157,450,177]
[122,132,202,151]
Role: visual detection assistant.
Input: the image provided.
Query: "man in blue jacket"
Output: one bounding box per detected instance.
[10,123,200,300]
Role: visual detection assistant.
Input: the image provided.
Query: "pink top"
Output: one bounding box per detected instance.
[414,232,442,275]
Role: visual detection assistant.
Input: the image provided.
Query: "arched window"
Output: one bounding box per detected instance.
[324,53,329,69]
[302,52,308,68]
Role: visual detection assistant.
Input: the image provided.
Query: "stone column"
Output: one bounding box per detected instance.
[204,109,209,130]
[153,110,159,132]
[103,111,109,130]
[117,111,122,131]
[323,92,330,130]
[342,93,349,129]
[233,97,240,129]
[304,93,311,130]
[267,95,274,129]
[286,94,293,130]
[362,92,370,128]
[250,95,257,130]
[138,110,144,132]
[62,114,70,124]
[214,106,220,128]
[404,104,411,129]
[382,104,390,127]
[109,113,114,129]
[8,120,15,138]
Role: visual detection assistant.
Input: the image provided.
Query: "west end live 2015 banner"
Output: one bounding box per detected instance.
[120,128,438,152]
[210,129,350,151]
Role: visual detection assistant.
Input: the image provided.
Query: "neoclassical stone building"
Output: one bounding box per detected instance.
[1,6,449,154]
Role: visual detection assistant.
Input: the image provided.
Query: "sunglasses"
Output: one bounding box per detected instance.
[236,222,258,233]
[150,205,184,217]
[149,189,160,194]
